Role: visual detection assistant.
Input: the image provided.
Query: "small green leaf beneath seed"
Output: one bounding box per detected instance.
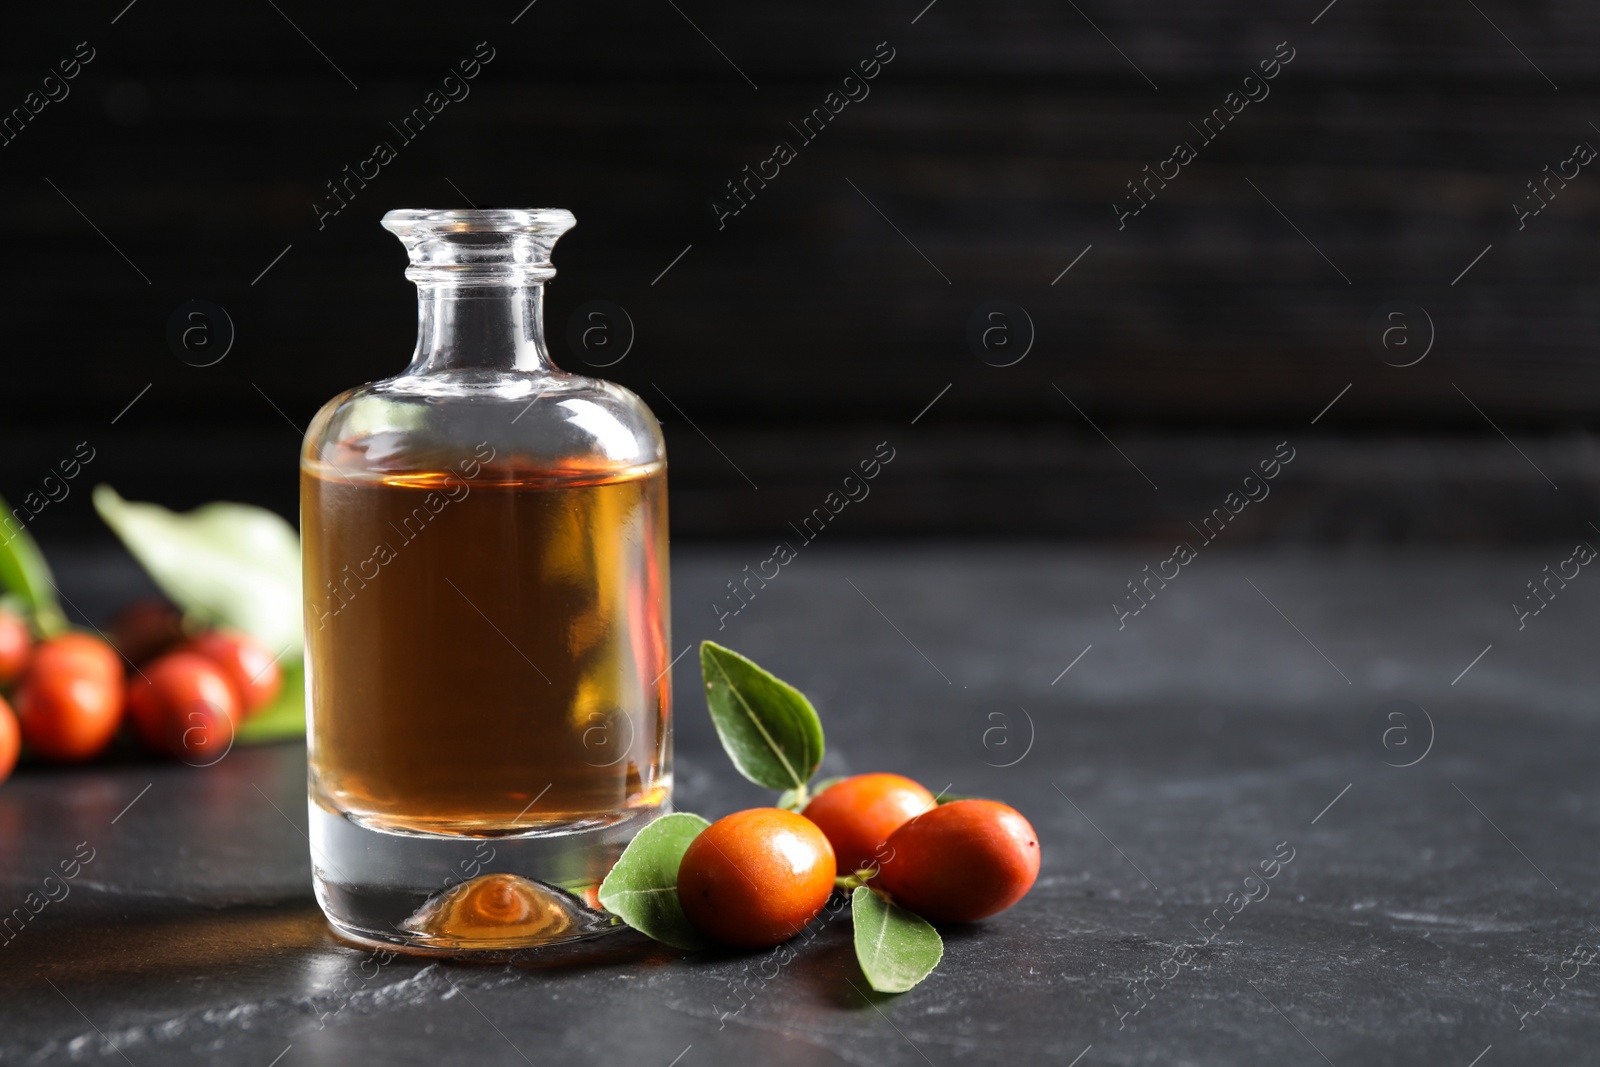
[852,886,943,993]
[597,812,712,951]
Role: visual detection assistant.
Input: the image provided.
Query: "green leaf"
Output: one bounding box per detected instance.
[699,641,824,792]
[93,486,303,659]
[0,494,67,635]
[777,774,846,812]
[852,886,943,993]
[235,661,305,744]
[597,812,712,950]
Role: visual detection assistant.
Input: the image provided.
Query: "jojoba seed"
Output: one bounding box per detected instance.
[678,808,837,948]
[801,773,936,874]
[877,799,1040,923]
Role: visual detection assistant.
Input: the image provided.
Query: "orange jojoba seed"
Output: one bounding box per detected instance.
[0,695,20,783]
[29,632,123,689]
[126,652,241,762]
[678,808,837,948]
[183,629,282,715]
[15,634,126,762]
[801,773,936,874]
[877,799,1041,923]
[0,611,32,686]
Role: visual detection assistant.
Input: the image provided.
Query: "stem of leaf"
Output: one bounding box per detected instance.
[835,869,879,892]
[778,782,810,812]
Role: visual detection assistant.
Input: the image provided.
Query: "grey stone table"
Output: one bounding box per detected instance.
[4,545,1598,1066]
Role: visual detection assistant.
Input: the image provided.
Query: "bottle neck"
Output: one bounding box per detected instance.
[408,282,555,374]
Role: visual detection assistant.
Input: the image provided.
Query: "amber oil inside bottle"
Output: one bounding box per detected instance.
[303,457,671,837]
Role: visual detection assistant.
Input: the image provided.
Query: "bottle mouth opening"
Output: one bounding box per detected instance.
[382,208,577,285]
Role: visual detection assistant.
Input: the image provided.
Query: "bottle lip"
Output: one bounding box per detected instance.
[380,208,576,238]
[382,209,577,285]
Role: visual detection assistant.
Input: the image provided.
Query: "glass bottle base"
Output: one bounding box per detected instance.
[308,799,667,957]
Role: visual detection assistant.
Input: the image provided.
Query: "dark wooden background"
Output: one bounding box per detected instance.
[3,0,1598,541]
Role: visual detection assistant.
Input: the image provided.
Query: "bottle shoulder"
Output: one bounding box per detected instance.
[303,370,665,480]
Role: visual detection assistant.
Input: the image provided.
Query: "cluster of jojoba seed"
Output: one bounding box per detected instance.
[0,600,282,781]
[678,774,1040,948]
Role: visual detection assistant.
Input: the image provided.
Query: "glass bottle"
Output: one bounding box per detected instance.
[300,209,672,954]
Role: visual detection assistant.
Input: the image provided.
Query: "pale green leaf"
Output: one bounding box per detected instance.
[0,493,67,634]
[852,886,944,993]
[700,641,824,792]
[93,485,302,658]
[597,812,711,950]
